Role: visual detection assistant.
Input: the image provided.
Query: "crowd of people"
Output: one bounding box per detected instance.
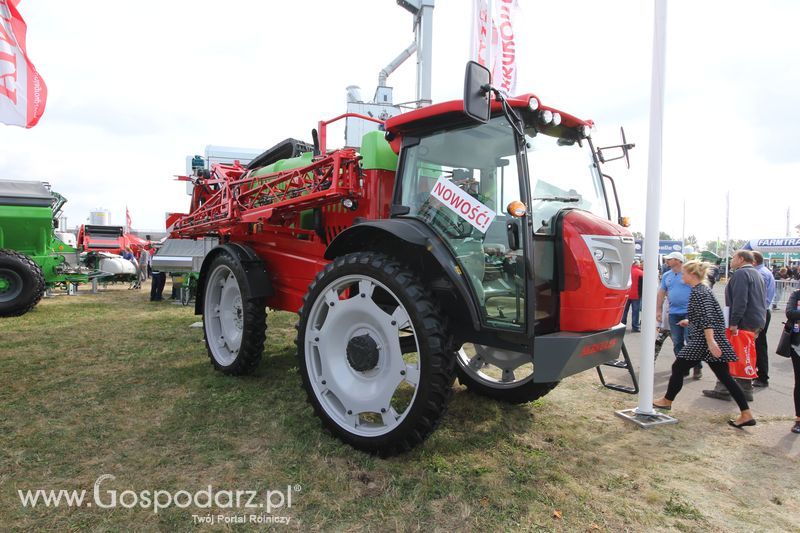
[772,264,800,280]
[623,250,800,435]
[119,246,170,301]
[120,246,152,289]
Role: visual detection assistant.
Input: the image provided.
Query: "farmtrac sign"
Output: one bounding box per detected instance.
[749,238,800,252]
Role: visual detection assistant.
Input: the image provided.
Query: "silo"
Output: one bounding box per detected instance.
[89,208,110,226]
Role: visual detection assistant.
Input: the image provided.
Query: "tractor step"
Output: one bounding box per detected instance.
[603,383,637,394]
[596,341,639,395]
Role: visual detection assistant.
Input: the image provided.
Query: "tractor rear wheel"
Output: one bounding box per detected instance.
[296,252,455,456]
[0,249,46,317]
[202,253,266,375]
[455,343,559,404]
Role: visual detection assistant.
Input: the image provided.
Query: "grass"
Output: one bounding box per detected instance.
[1,283,799,531]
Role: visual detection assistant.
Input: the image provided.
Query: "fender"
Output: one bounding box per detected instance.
[195,243,273,315]
[325,219,482,330]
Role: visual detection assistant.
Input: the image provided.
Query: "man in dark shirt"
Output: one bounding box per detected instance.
[704,250,766,401]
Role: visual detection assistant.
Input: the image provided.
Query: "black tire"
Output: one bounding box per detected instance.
[202,252,266,375]
[296,252,455,456]
[456,368,559,404]
[0,249,46,318]
[455,344,559,404]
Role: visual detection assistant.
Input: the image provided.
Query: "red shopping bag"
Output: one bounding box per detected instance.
[725,329,757,379]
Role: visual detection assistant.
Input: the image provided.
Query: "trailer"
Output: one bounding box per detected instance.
[0,179,89,317]
[169,63,635,455]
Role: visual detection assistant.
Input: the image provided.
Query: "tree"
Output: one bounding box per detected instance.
[705,239,747,257]
[659,231,673,240]
[632,231,644,240]
[685,234,698,247]
[705,240,721,255]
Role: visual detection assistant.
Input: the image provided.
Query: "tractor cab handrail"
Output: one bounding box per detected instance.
[317,113,385,154]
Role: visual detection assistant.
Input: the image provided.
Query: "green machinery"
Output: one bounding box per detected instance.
[0,179,88,317]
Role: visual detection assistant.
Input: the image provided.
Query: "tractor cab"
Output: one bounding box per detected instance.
[382,63,634,394]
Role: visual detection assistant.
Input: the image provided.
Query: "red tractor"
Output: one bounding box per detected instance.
[170,63,635,455]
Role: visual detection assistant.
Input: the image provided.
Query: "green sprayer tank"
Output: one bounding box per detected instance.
[0,179,86,317]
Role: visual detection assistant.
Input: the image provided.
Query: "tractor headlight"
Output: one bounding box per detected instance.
[552,112,562,126]
[598,262,611,281]
[539,110,553,124]
[528,97,539,111]
[582,235,635,290]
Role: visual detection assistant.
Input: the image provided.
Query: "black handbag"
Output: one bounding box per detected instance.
[776,322,795,358]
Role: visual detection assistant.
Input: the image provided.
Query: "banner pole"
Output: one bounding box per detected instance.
[616,0,676,428]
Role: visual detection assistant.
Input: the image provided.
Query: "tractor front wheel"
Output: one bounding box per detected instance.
[455,343,559,404]
[202,253,266,375]
[296,252,455,456]
[0,249,46,317]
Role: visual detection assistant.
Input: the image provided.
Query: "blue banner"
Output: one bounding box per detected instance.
[634,240,683,255]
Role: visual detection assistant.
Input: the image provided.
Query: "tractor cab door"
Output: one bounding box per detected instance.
[396,116,532,334]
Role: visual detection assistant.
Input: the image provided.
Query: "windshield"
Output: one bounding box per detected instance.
[525,130,609,233]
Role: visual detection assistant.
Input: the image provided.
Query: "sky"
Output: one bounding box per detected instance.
[1,0,798,247]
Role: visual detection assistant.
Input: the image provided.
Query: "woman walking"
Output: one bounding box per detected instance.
[653,260,756,428]
[786,288,800,434]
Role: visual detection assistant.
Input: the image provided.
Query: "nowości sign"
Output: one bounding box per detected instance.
[429,177,496,233]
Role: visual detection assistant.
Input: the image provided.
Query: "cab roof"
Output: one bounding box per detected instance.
[384,94,593,136]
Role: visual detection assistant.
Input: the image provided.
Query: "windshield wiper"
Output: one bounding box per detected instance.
[533,196,580,203]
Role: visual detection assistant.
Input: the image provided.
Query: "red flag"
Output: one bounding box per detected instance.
[126,206,132,231]
[0,0,47,128]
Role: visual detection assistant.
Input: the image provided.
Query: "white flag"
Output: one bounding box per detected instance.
[471,0,520,96]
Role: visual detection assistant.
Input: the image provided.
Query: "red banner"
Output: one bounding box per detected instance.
[0,0,47,128]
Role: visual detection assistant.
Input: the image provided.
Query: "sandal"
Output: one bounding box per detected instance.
[792,422,800,434]
[728,419,756,429]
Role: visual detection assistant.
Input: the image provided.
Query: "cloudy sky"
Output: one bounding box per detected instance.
[1,0,798,247]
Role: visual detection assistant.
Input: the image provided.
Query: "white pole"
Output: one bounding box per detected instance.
[725,192,730,278]
[636,0,667,416]
[486,0,494,75]
[681,199,686,252]
[415,1,434,107]
[787,206,791,267]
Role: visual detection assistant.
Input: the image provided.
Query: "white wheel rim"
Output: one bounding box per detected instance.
[204,264,244,366]
[456,343,534,389]
[305,274,421,437]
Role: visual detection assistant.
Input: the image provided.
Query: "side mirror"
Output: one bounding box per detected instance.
[595,127,635,169]
[463,61,491,123]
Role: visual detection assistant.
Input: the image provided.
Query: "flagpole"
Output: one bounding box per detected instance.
[725,192,730,278]
[486,0,494,73]
[616,0,675,427]
[787,206,791,267]
[681,199,686,252]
